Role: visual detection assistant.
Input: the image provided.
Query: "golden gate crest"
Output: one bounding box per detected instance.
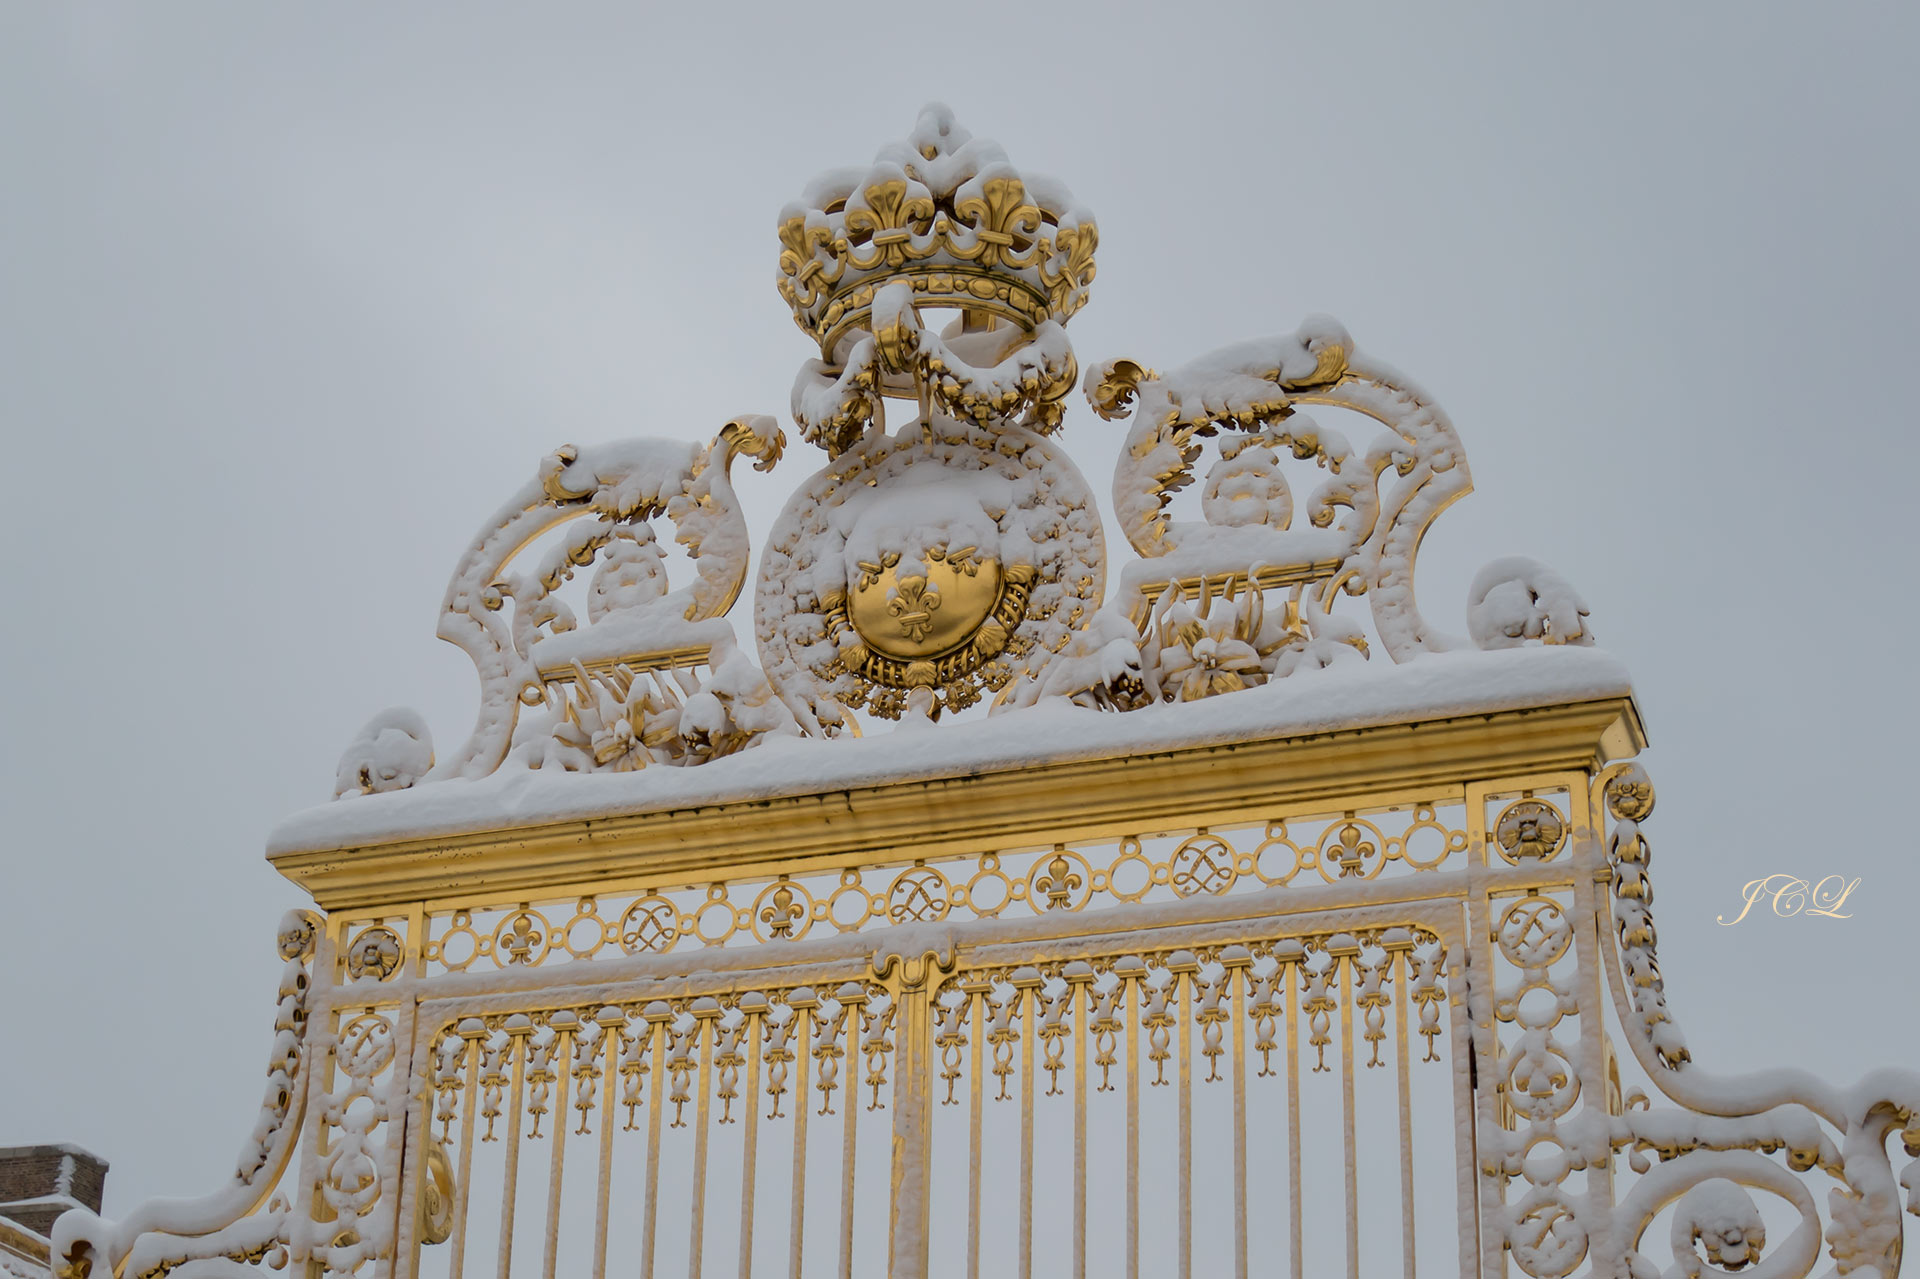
[54,106,1918,1279]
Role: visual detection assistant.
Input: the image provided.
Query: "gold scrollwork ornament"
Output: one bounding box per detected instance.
[416,1138,456,1246]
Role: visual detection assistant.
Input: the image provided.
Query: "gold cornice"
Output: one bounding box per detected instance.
[271,695,1644,913]
[0,1219,49,1268]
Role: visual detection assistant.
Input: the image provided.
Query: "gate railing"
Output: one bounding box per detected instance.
[51,700,1920,1279]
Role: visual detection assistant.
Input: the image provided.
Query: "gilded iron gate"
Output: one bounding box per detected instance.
[293,767,1557,1279]
[386,893,1465,1279]
[50,102,1919,1279]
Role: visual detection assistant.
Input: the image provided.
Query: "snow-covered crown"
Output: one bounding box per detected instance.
[777,104,1097,359]
[778,105,1097,454]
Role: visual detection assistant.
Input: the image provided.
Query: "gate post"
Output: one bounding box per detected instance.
[885,950,948,1279]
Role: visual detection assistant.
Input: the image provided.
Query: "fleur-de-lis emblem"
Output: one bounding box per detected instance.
[501,913,543,965]
[760,884,804,939]
[1331,823,1375,878]
[1033,850,1082,910]
[887,576,942,642]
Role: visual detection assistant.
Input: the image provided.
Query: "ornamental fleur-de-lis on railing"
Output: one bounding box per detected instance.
[813,992,854,1116]
[1248,966,1283,1077]
[1038,983,1073,1096]
[1411,948,1447,1062]
[935,994,969,1105]
[666,1019,699,1129]
[1034,849,1082,911]
[479,1034,509,1141]
[501,912,543,965]
[1329,822,1375,879]
[861,996,894,1112]
[1302,962,1337,1073]
[1090,981,1123,1092]
[618,1022,650,1130]
[1356,952,1390,1068]
[432,1033,465,1141]
[525,1029,556,1138]
[760,883,804,939]
[572,1020,604,1136]
[714,1016,745,1125]
[987,984,1022,1102]
[762,1008,796,1120]
[1142,979,1175,1087]
[1196,967,1231,1083]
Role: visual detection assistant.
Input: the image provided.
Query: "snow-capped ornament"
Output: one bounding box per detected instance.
[424,416,786,781]
[332,708,434,797]
[755,415,1104,726]
[327,103,1610,759]
[1466,555,1593,649]
[778,103,1096,456]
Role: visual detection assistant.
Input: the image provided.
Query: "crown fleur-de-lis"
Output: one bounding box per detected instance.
[1034,849,1082,910]
[760,884,804,939]
[953,174,1043,270]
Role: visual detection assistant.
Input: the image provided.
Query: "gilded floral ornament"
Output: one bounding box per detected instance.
[1495,799,1568,863]
[345,927,402,982]
[276,908,321,963]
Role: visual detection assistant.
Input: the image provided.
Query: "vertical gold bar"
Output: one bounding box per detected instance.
[1286,964,1302,1279]
[1018,983,1036,1279]
[738,1011,761,1279]
[1126,974,1140,1279]
[788,1003,813,1279]
[689,1012,717,1279]
[1229,964,1249,1279]
[641,1016,669,1279]
[1176,968,1192,1279]
[1394,951,1416,1279]
[540,1028,575,1279]
[591,1017,620,1279]
[966,988,984,1279]
[407,903,429,979]
[886,978,934,1279]
[449,1033,483,1279]
[495,1028,531,1279]
[1072,978,1088,1279]
[392,996,426,1279]
[1339,952,1359,1279]
[838,1004,860,1279]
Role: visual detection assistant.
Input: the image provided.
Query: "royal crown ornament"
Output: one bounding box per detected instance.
[779,103,1097,456]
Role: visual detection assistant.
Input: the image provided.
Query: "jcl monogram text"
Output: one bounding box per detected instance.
[1716,873,1859,925]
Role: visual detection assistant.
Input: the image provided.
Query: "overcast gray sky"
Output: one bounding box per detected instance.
[2,0,1915,1235]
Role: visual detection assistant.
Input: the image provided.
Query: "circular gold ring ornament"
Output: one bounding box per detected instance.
[755,416,1104,724]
